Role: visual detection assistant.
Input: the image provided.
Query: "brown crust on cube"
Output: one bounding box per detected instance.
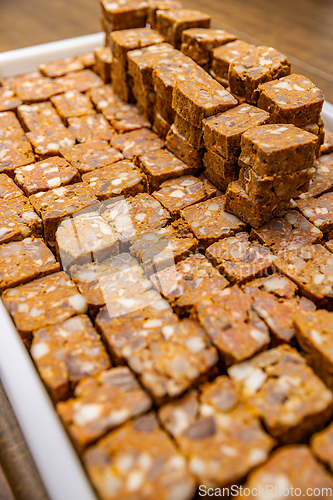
[239,124,318,176]
[225,181,290,229]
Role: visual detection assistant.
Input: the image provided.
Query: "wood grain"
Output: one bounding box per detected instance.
[181,0,333,102]
[0,381,48,500]
[0,0,332,101]
[0,466,13,500]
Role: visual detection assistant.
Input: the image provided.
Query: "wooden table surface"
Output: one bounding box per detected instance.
[0,0,332,498]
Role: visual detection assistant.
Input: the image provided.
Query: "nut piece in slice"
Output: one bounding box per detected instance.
[243,274,316,344]
[29,182,99,245]
[129,220,199,277]
[17,101,63,132]
[51,90,96,124]
[321,127,333,155]
[38,57,84,78]
[60,140,123,175]
[69,253,152,316]
[111,128,164,159]
[137,148,198,192]
[251,210,322,254]
[294,309,333,390]
[296,191,333,233]
[298,152,333,199]
[54,69,103,93]
[101,193,171,250]
[67,114,116,143]
[0,194,42,244]
[0,173,24,200]
[96,303,218,405]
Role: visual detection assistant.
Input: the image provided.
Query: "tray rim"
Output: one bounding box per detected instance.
[0,32,333,500]
[0,33,106,500]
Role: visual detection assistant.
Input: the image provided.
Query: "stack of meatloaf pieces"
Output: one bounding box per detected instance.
[201,104,270,191]
[166,67,237,168]
[223,73,326,228]
[256,73,326,157]
[2,4,333,500]
[225,123,319,227]
[110,27,165,103]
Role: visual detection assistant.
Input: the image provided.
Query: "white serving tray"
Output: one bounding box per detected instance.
[0,33,333,500]
[0,33,106,500]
